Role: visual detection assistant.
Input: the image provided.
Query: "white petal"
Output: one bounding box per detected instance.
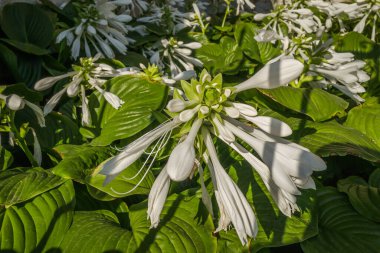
[43,88,67,115]
[234,59,304,93]
[242,116,292,137]
[34,72,75,91]
[5,94,25,111]
[148,167,170,228]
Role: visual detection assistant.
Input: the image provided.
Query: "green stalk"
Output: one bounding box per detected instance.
[221,0,231,27]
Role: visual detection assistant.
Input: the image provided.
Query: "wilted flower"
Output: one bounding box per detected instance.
[56,0,133,59]
[98,58,325,244]
[34,54,124,126]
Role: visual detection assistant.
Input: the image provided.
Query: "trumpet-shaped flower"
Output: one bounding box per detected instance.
[99,63,324,244]
[308,48,370,103]
[34,54,124,126]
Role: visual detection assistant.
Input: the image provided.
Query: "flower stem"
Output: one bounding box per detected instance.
[9,111,39,167]
[221,0,231,28]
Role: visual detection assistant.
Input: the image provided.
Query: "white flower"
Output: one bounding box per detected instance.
[56,0,133,59]
[203,128,258,245]
[31,128,42,166]
[99,69,325,243]
[146,37,203,77]
[235,0,255,15]
[166,118,202,181]
[308,48,370,103]
[234,58,304,93]
[34,55,124,124]
[147,167,170,228]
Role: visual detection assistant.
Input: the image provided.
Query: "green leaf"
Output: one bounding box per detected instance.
[0,43,19,81]
[0,147,13,171]
[369,168,380,188]
[196,36,244,75]
[0,180,75,252]
[0,167,66,206]
[234,22,260,62]
[90,75,167,146]
[344,97,380,146]
[59,192,217,252]
[257,42,281,64]
[1,39,50,55]
[1,3,54,48]
[52,144,113,183]
[262,110,380,162]
[301,187,380,253]
[260,87,349,121]
[86,160,155,197]
[338,175,380,222]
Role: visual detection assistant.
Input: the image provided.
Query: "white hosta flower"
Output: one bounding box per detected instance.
[254,29,283,43]
[56,0,133,59]
[147,167,170,228]
[236,0,255,15]
[147,37,203,77]
[254,3,322,37]
[203,128,258,245]
[0,94,45,127]
[99,69,325,243]
[166,118,202,181]
[31,128,42,166]
[234,58,304,93]
[308,49,370,103]
[34,55,124,124]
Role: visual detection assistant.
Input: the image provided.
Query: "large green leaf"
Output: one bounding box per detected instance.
[260,87,348,121]
[90,75,167,146]
[262,110,380,162]
[0,180,75,252]
[0,83,43,103]
[1,3,54,48]
[0,167,66,206]
[1,39,50,55]
[86,160,155,198]
[195,36,244,75]
[0,43,19,81]
[52,144,113,183]
[215,159,318,252]
[59,191,217,252]
[301,187,380,253]
[344,97,380,146]
[338,174,380,222]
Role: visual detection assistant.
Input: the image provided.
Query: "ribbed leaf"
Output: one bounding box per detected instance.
[59,192,217,252]
[338,175,380,222]
[260,87,348,121]
[345,97,380,146]
[234,22,260,62]
[0,167,66,206]
[86,160,155,198]
[301,187,380,253]
[1,3,54,48]
[90,75,167,146]
[0,181,75,252]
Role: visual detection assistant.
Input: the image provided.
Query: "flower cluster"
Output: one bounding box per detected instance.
[34,54,124,126]
[56,0,135,59]
[99,58,326,244]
